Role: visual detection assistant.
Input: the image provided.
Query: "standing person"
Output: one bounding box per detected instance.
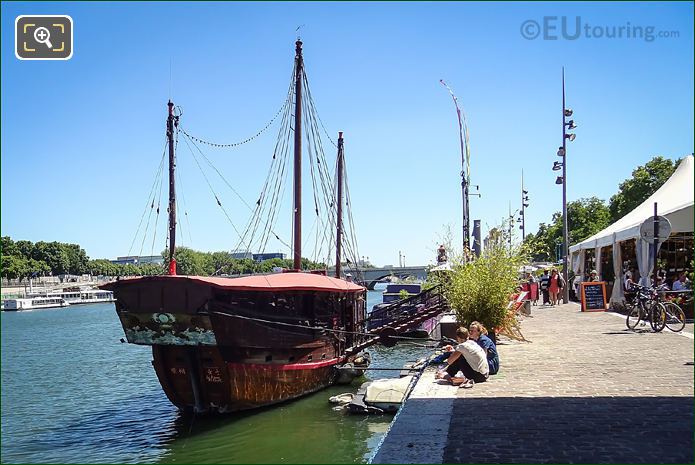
[572,274,582,301]
[436,327,488,386]
[528,272,539,305]
[540,270,551,305]
[548,269,564,306]
[469,321,499,375]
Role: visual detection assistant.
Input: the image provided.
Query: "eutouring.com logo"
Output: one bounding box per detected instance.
[520,16,680,42]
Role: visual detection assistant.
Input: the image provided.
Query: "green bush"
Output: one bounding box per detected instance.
[443,240,526,336]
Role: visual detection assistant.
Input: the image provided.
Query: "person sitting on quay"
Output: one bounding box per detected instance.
[468,321,499,376]
[435,327,489,388]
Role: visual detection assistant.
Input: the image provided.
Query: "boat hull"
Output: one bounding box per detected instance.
[152,345,339,412]
[103,275,368,413]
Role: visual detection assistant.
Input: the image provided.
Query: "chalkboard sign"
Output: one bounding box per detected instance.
[581,282,608,312]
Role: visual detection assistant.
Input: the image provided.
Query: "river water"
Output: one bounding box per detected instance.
[1,289,435,464]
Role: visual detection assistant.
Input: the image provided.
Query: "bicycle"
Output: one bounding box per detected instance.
[660,294,686,332]
[625,284,666,332]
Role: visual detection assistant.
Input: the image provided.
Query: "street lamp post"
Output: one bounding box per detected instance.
[520,170,529,241]
[556,67,577,304]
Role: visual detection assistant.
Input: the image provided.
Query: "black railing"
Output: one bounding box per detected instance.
[365,285,447,332]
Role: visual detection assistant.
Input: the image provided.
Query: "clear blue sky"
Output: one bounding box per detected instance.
[2,1,693,267]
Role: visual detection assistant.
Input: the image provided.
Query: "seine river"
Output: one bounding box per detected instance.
[1,289,434,464]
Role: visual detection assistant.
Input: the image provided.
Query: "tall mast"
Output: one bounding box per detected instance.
[293,40,304,270]
[335,132,344,278]
[167,100,177,275]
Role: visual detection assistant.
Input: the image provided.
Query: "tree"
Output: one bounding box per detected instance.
[1,255,28,281]
[14,240,34,259]
[1,236,17,257]
[523,197,610,262]
[609,156,680,222]
[64,244,89,275]
[208,251,233,275]
[89,259,114,276]
[32,241,70,276]
[567,197,612,244]
[168,247,209,276]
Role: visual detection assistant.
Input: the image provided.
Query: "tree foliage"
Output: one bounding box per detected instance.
[162,247,327,276]
[608,156,680,222]
[522,197,611,262]
[2,235,328,281]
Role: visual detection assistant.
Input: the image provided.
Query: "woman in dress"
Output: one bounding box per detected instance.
[549,269,561,306]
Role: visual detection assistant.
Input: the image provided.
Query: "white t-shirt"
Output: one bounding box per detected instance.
[455,340,489,377]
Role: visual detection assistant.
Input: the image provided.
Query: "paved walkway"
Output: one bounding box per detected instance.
[371,303,694,464]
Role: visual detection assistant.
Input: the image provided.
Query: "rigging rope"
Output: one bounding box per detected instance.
[179,100,289,149]
[180,134,251,251]
[127,138,167,258]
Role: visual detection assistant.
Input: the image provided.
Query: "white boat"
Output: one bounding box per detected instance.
[41,288,115,305]
[3,297,70,311]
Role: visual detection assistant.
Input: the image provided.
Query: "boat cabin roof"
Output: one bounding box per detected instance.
[104,273,365,293]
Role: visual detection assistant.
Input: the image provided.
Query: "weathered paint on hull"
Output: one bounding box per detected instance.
[152,345,338,412]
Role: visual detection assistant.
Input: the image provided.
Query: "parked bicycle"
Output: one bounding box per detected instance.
[660,293,687,333]
[625,284,666,332]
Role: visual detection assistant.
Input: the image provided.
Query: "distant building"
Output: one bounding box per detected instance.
[230,252,285,262]
[253,252,286,262]
[111,255,164,266]
[230,252,253,260]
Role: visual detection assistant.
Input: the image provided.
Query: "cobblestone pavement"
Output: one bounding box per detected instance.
[372,302,694,464]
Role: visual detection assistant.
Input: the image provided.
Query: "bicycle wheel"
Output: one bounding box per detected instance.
[663,302,686,332]
[626,303,642,330]
[649,302,666,332]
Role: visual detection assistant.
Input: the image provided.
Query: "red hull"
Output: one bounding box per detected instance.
[104,275,368,413]
[152,345,340,412]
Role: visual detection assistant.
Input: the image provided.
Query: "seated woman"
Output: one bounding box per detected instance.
[468,321,499,375]
[436,327,489,386]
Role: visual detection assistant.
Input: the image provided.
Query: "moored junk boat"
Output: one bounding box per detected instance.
[104,272,368,412]
[104,39,374,413]
[105,39,448,413]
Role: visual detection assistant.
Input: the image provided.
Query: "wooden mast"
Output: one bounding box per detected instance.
[167,100,177,275]
[335,132,344,278]
[292,40,304,270]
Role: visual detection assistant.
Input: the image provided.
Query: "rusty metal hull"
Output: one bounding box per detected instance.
[104,275,367,413]
[151,345,340,412]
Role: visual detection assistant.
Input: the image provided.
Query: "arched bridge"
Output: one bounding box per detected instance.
[339,266,429,290]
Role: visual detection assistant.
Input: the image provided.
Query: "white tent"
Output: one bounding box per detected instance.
[569,155,694,303]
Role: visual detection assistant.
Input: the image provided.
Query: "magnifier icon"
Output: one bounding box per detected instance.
[33,27,53,49]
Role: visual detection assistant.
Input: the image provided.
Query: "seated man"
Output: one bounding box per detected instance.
[436,327,489,385]
[672,271,690,291]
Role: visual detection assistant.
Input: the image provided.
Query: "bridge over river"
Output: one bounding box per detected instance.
[331,266,429,290]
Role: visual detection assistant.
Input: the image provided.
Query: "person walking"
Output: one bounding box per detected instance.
[549,269,565,305]
[540,269,551,305]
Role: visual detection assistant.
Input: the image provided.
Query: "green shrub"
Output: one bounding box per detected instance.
[443,240,527,337]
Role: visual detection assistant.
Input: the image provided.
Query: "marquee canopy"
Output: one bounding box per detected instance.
[569,155,694,253]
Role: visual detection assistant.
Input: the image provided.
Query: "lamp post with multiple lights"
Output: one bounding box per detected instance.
[555,67,577,304]
[520,171,529,241]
